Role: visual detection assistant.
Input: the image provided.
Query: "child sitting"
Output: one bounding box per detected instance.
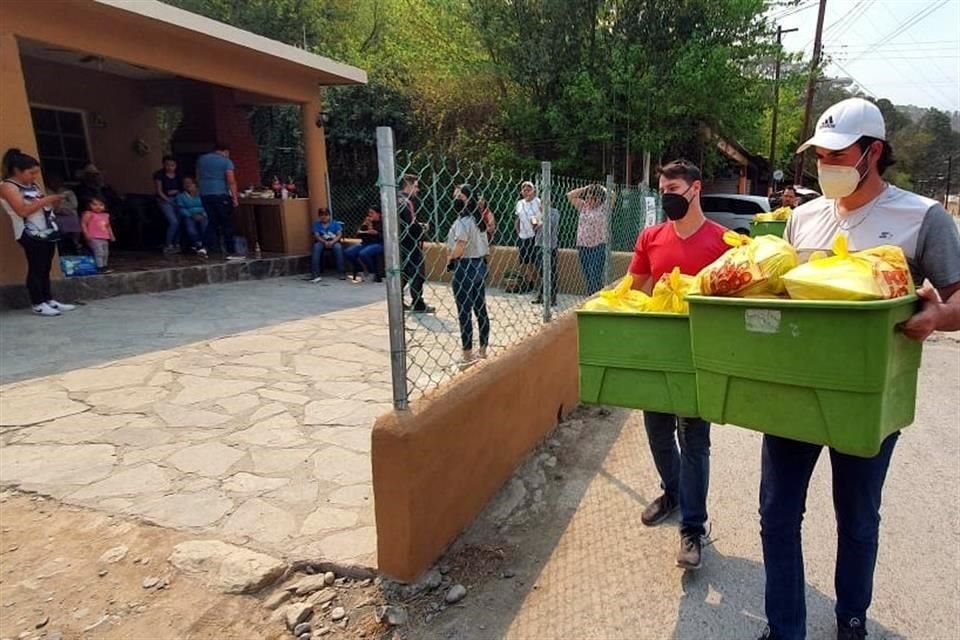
[344,205,384,283]
[310,207,345,282]
[174,177,208,258]
[80,196,115,273]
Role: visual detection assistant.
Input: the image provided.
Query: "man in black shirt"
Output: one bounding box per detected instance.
[397,174,434,313]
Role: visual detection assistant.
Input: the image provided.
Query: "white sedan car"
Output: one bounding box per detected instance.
[701,194,771,235]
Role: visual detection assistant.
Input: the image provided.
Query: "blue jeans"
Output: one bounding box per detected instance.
[578,244,606,295]
[345,243,383,275]
[159,200,179,247]
[183,215,208,250]
[312,241,345,276]
[452,258,490,350]
[760,432,899,640]
[201,194,236,254]
[643,411,711,536]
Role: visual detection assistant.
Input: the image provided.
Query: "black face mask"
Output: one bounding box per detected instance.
[661,186,693,221]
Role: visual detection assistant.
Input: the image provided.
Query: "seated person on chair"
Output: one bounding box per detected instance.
[310,207,345,282]
[345,205,384,283]
[174,177,208,258]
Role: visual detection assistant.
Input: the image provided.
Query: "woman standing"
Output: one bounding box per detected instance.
[154,155,183,254]
[567,183,610,294]
[0,149,76,316]
[447,184,490,368]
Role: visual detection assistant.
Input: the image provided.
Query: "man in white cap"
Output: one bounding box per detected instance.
[757,98,960,640]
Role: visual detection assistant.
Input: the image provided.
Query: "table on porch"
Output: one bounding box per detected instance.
[233,197,312,255]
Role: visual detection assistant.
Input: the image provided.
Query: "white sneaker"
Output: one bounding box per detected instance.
[225,255,245,261]
[47,300,75,312]
[197,248,208,259]
[311,276,323,283]
[32,302,61,317]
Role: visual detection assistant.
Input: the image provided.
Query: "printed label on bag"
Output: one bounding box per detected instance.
[744,309,781,334]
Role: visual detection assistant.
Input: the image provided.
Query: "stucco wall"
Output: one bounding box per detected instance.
[21,57,163,195]
[372,314,580,581]
[0,33,37,286]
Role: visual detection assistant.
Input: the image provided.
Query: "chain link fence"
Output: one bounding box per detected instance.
[371,128,661,407]
[329,180,379,239]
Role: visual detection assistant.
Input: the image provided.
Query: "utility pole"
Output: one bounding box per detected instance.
[769,25,799,192]
[793,0,828,186]
[945,156,953,207]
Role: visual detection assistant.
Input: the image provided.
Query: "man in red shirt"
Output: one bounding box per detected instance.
[629,159,729,570]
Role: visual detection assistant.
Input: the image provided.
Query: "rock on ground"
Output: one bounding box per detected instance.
[168,540,286,594]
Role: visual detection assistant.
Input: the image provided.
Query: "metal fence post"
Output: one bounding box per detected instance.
[376,127,409,410]
[604,173,615,285]
[541,161,552,323]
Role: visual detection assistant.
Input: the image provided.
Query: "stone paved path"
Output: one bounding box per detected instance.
[0,278,392,567]
[0,276,573,570]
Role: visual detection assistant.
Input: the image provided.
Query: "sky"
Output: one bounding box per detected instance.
[771,0,960,113]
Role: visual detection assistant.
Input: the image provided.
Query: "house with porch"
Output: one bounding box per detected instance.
[0,0,366,301]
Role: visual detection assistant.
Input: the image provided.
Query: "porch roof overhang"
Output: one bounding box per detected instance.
[5,0,367,104]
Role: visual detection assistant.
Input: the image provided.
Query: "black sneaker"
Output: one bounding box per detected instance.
[531,296,543,304]
[411,305,436,314]
[757,627,777,640]
[677,532,702,570]
[837,619,867,640]
[640,493,678,526]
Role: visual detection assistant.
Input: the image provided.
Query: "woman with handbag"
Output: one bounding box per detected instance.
[446,184,491,368]
[0,148,76,316]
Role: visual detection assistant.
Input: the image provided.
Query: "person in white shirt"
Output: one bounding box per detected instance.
[0,148,77,316]
[757,97,960,640]
[514,180,541,292]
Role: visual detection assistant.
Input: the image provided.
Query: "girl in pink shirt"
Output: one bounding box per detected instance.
[81,197,115,273]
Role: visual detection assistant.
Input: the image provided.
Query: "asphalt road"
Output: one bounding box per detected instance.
[413,334,959,640]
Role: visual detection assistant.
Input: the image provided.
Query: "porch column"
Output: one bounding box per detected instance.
[302,96,329,215]
[0,32,41,286]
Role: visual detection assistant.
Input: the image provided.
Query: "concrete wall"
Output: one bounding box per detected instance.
[22,57,163,194]
[372,315,580,581]
[420,242,634,295]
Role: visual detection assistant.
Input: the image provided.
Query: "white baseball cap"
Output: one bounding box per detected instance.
[796,98,886,153]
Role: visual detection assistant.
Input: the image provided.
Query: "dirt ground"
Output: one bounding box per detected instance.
[0,491,286,640]
[0,492,409,640]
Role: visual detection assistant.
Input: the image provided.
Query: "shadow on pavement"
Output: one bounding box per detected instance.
[0,276,387,384]
[675,548,906,640]
[409,406,632,639]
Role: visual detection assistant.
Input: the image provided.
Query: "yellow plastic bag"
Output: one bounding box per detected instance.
[754,206,792,222]
[581,274,652,312]
[646,267,697,314]
[782,235,913,301]
[696,231,799,297]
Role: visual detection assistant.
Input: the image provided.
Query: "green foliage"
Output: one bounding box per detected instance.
[161,0,958,200]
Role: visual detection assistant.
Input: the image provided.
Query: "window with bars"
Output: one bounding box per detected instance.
[30,106,91,182]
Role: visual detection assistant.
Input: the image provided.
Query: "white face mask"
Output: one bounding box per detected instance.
[817,147,870,199]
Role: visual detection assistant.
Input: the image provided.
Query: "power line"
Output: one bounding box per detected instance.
[831,60,879,99]
[769,0,819,20]
[826,39,960,49]
[846,0,950,65]
[871,3,960,109]
[825,0,874,43]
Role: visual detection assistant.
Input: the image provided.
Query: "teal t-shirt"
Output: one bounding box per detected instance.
[175,192,205,217]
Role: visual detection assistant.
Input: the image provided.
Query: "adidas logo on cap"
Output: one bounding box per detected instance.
[819,115,836,129]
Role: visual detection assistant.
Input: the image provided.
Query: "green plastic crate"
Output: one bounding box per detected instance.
[751,220,787,237]
[576,310,699,417]
[687,295,922,457]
